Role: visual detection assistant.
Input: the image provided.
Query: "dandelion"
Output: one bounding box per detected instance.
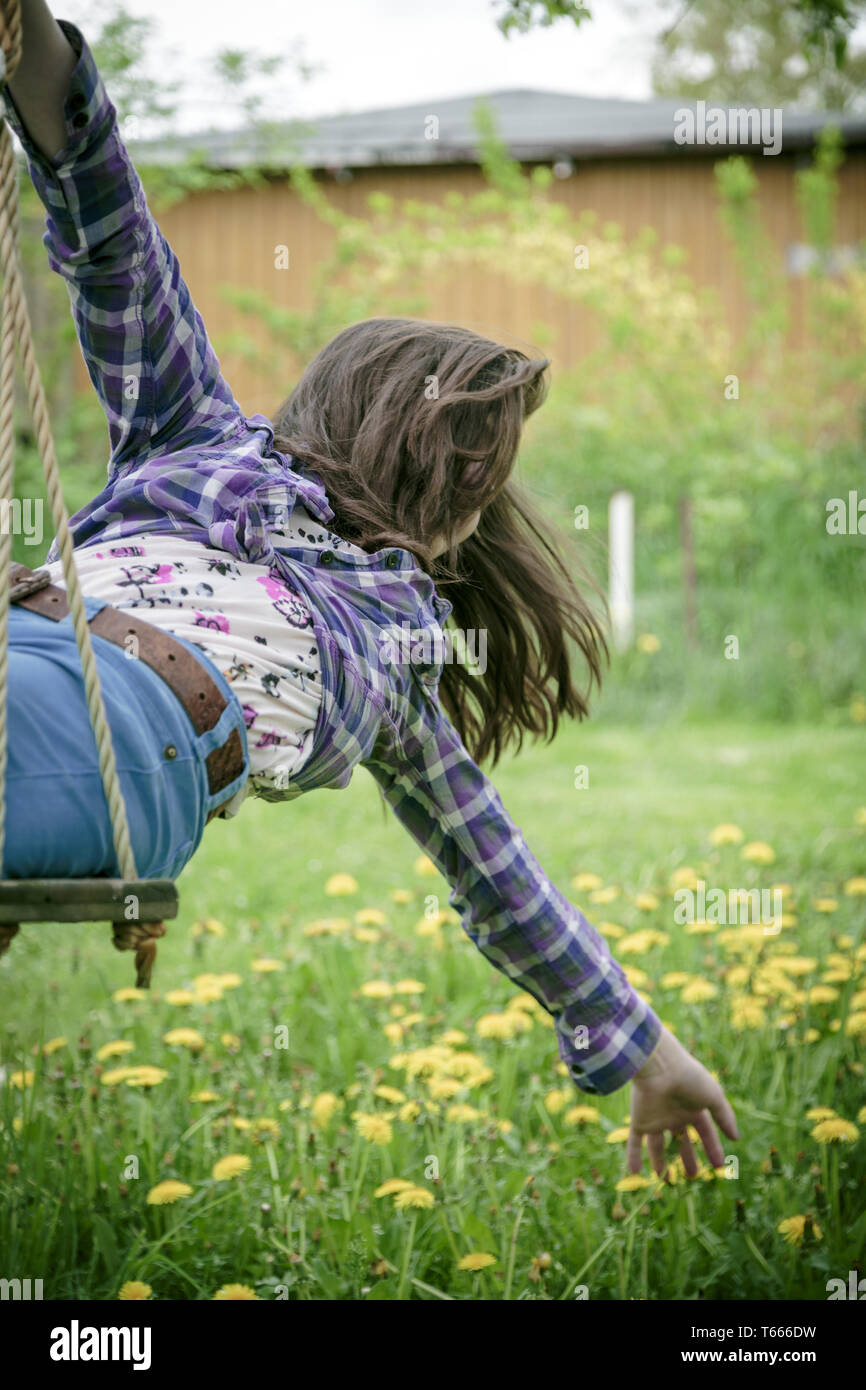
[191,1090,220,1103]
[118,1282,152,1301]
[390,888,413,904]
[730,996,766,1030]
[458,1252,496,1271]
[742,841,775,865]
[680,979,718,1004]
[360,980,393,999]
[213,1284,259,1300]
[354,1112,393,1145]
[811,1119,859,1143]
[616,1174,652,1191]
[399,1100,421,1121]
[563,1105,601,1127]
[669,867,699,891]
[589,886,620,904]
[250,958,284,973]
[778,1215,823,1246]
[375,1178,415,1197]
[374,1085,406,1104]
[212,1154,252,1181]
[112,987,148,1003]
[311,1092,341,1127]
[805,1107,838,1121]
[438,1029,468,1046]
[606,1126,631,1144]
[190,918,226,938]
[661,971,692,988]
[475,1011,530,1040]
[636,633,660,653]
[412,856,438,877]
[446,1103,483,1123]
[96,1040,135,1061]
[571,872,603,891]
[844,1012,866,1038]
[146,1180,193,1205]
[221,1032,241,1050]
[163,990,196,1006]
[394,979,425,995]
[544,1088,572,1115]
[216,972,242,990]
[709,823,744,846]
[394,1186,435,1210]
[9,1070,35,1089]
[42,1037,67,1056]
[325,872,358,896]
[634,893,660,911]
[813,898,838,913]
[162,1028,205,1051]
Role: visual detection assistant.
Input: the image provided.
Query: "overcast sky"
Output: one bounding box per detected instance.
[58,0,669,133]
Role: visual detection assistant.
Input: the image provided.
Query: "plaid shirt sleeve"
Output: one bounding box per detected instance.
[365,700,663,1096]
[2,20,243,472]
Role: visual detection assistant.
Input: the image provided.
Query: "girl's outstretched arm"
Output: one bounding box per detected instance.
[3,8,243,470]
[365,701,738,1172]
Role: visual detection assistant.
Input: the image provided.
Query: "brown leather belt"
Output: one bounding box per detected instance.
[9,563,245,823]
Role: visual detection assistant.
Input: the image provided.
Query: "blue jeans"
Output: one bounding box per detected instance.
[1,595,249,880]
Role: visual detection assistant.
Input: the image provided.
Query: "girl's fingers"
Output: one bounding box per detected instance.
[626,1126,644,1174]
[646,1130,667,1177]
[709,1092,740,1142]
[677,1130,700,1178]
[692,1109,724,1169]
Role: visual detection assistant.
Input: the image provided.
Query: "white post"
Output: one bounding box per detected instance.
[609,490,634,652]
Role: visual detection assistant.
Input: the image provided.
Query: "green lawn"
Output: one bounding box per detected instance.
[1,721,864,1300]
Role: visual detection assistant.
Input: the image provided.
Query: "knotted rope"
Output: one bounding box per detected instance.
[0,0,157,968]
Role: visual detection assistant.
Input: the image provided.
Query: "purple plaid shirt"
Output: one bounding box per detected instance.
[4,20,662,1094]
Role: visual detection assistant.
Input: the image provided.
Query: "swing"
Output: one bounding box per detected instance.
[0,0,177,986]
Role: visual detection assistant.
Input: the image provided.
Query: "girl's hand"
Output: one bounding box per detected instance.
[627,1026,739,1178]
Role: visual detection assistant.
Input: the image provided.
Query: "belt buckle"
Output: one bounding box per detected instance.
[10,566,51,603]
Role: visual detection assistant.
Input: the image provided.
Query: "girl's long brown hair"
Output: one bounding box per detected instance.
[271,317,607,766]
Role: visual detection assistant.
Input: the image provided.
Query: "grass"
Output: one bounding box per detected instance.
[0,720,864,1300]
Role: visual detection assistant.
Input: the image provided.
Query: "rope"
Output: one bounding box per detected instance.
[0,0,137,881]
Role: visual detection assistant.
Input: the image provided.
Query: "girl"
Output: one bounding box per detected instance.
[2,0,738,1180]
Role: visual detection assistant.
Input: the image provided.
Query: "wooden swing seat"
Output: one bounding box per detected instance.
[0,880,179,986]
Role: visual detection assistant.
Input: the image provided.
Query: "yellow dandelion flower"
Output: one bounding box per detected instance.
[399,1100,422,1121]
[730,995,766,1030]
[616,1174,653,1191]
[163,990,196,1006]
[805,1107,837,1121]
[811,1119,859,1144]
[808,985,840,1005]
[146,1180,193,1205]
[216,972,242,990]
[669,867,699,891]
[374,1085,406,1104]
[680,979,718,1004]
[564,1105,601,1127]
[571,872,603,891]
[661,972,692,989]
[589,886,620,904]
[213,1284,259,1300]
[190,918,226,938]
[427,1076,463,1100]
[191,1090,220,1103]
[742,841,775,865]
[813,898,838,913]
[636,632,660,653]
[324,872,358,896]
[162,1028,205,1051]
[457,1252,497,1270]
[390,888,413,904]
[118,1282,152,1301]
[599,921,625,939]
[112,987,147,1003]
[709,823,744,846]
[250,958,284,973]
[606,1126,631,1143]
[545,1088,572,1115]
[394,1186,435,1210]
[634,893,660,911]
[311,1092,340,1127]
[96,1039,135,1062]
[778,1215,823,1246]
[221,1032,241,1050]
[212,1154,252,1181]
[374,1178,415,1197]
[394,979,425,995]
[438,1029,468,1046]
[412,856,438,877]
[843,876,866,896]
[383,1022,404,1043]
[41,1037,67,1056]
[446,1103,483,1123]
[354,1112,393,1145]
[844,1012,866,1037]
[355,907,387,925]
[354,928,381,943]
[475,1011,530,1040]
[360,980,393,999]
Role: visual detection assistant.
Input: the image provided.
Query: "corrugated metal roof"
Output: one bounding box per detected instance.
[129,88,866,169]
